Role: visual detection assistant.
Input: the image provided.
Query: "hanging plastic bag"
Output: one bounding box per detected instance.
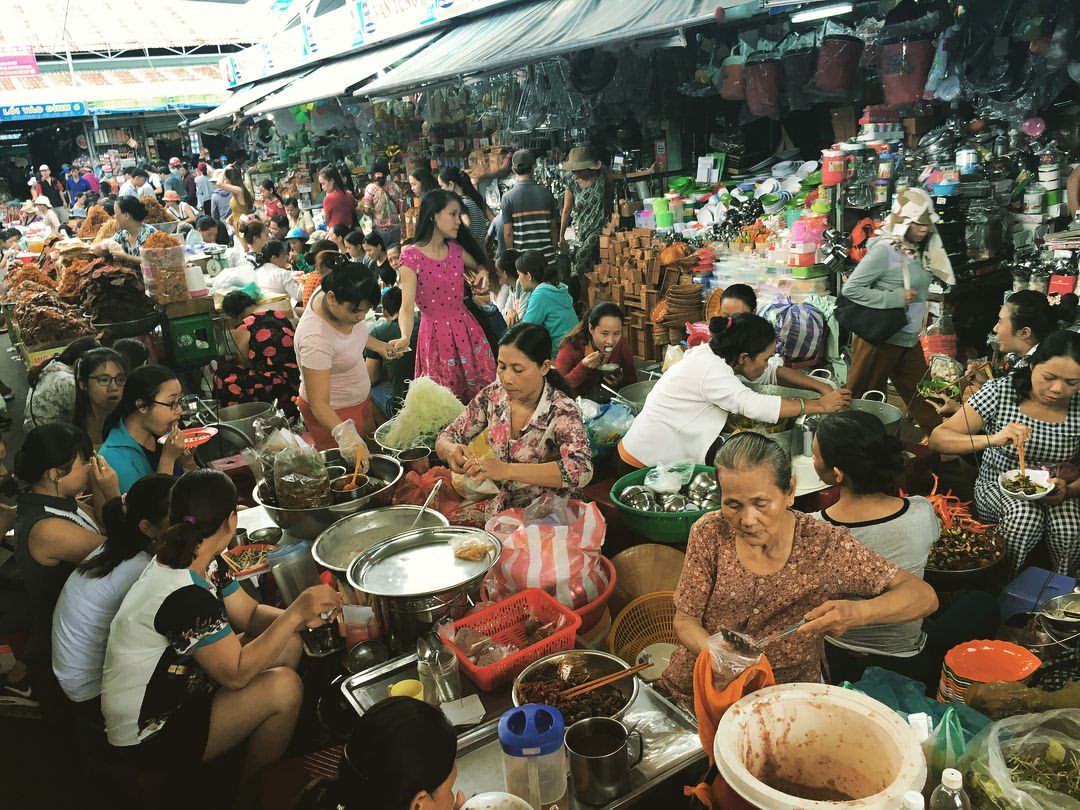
[745,41,783,119]
[720,40,750,100]
[484,498,607,609]
[963,708,1080,810]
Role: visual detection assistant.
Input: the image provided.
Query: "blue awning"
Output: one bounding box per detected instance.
[359,0,743,97]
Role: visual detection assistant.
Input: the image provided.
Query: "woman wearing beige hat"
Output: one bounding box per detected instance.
[558,146,609,282]
[33,196,62,237]
[842,187,955,435]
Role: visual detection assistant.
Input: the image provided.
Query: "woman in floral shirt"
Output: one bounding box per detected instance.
[436,322,593,525]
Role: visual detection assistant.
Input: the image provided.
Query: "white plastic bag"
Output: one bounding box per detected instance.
[644,462,696,494]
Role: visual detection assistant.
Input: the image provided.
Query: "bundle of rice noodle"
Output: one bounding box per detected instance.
[382,377,465,447]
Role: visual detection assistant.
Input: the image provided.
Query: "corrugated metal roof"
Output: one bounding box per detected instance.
[2,0,256,52]
[0,64,226,107]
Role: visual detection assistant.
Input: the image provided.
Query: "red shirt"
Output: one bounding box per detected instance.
[321,190,355,229]
[264,197,285,219]
[555,335,637,396]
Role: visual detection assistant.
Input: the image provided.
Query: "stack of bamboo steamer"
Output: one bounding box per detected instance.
[664,284,704,343]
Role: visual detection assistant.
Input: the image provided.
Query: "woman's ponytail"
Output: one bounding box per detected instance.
[156,469,238,569]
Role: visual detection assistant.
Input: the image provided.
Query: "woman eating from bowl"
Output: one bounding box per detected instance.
[295,261,398,462]
[555,301,637,397]
[52,474,172,712]
[618,314,850,469]
[102,469,341,784]
[929,331,1080,575]
[99,365,196,493]
[73,347,129,448]
[436,322,593,526]
[658,432,937,701]
[14,423,119,672]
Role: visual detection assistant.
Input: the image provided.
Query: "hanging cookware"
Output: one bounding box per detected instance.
[745,50,782,118]
[346,526,501,653]
[720,41,749,101]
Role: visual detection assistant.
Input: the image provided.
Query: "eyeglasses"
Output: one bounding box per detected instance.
[90,374,127,388]
[152,399,184,412]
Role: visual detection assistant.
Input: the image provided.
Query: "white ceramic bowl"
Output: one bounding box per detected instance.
[460,792,533,810]
[998,468,1053,501]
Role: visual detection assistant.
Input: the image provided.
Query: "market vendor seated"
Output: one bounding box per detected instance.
[929,331,1080,575]
[618,314,849,469]
[100,195,157,266]
[713,283,836,394]
[555,301,637,398]
[99,365,197,493]
[102,469,342,785]
[435,322,593,526]
[657,432,937,702]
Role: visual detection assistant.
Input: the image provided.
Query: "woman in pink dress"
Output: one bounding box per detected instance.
[394,189,496,403]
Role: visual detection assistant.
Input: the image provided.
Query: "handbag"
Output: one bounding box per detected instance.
[836,254,911,344]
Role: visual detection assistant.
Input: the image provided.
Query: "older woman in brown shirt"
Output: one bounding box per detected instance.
[659,432,937,701]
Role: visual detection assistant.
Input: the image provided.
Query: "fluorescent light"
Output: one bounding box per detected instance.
[790,2,854,22]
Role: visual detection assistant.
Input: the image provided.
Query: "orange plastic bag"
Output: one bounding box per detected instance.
[684,648,775,809]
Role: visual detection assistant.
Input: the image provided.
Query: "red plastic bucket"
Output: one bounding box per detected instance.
[781,47,816,110]
[880,36,934,107]
[745,53,782,118]
[813,34,864,96]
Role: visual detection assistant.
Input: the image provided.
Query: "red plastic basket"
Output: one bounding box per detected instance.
[574,555,617,634]
[450,589,582,692]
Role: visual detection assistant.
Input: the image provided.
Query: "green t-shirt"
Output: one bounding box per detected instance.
[364,316,421,406]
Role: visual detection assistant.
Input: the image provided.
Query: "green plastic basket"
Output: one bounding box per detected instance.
[609,464,720,545]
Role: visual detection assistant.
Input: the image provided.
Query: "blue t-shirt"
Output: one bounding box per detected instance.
[99,420,181,493]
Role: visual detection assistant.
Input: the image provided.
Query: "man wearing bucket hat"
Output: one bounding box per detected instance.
[842,187,955,437]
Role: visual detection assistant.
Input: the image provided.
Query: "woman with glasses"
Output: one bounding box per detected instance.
[99,365,196,493]
[73,347,128,448]
[23,336,101,432]
[14,423,119,675]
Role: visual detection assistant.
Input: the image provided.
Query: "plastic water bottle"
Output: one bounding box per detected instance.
[929,768,971,810]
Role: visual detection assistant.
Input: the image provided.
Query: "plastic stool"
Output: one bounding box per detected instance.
[999,567,1077,620]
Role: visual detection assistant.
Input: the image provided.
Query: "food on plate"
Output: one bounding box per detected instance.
[222,543,273,573]
[516,661,627,724]
[916,378,961,402]
[1002,473,1048,496]
[453,538,491,562]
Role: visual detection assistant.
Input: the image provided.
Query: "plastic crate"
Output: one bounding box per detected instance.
[450,588,582,692]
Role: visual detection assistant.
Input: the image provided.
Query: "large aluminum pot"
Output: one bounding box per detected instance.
[312,506,449,599]
[728,384,821,435]
[617,380,657,414]
[218,401,274,443]
[347,526,500,653]
[252,453,403,540]
[849,389,903,435]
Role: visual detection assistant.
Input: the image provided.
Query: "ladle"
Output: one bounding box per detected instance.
[409,480,443,530]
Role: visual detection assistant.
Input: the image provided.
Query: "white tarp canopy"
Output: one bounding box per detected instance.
[190,73,301,128]
[247,33,437,115]
[0,64,226,109]
[359,0,744,97]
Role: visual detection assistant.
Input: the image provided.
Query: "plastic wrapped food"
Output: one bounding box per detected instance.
[272,436,331,509]
[140,245,187,304]
[707,629,763,689]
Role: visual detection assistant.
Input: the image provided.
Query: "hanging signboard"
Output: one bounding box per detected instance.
[0,101,85,122]
[0,46,39,79]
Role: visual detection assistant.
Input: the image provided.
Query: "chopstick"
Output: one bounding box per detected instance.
[1017,439,1026,477]
[559,662,653,699]
[219,551,242,574]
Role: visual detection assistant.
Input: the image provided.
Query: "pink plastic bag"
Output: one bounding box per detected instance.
[484,496,608,609]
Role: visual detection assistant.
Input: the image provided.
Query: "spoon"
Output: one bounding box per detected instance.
[600,383,636,409]
[409,480,442,530]
[343,446,366,492]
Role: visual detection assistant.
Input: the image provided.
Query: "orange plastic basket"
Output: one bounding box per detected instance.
[608,591,678,665]
[450,588,582,692]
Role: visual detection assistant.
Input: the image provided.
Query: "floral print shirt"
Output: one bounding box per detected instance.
[112,223,157,257]
[439,380,594,514]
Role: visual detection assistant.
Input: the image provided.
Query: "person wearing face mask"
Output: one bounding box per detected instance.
[929,331,1080,575]
[295,263,398,463]
[842,188,955,437]
[618,314,851,470]
[99,365,197,493]
[555,301,637,397]
[657,432,938,703]
[436,323,593,526]
[15,424,120,675]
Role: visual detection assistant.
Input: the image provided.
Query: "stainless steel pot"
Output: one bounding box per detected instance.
[312,505,449,600]
[252,453,403,540]
[849,389,903,435]
[728,384,821,434]
[617,380,657,414]
[346,526,500,653]
[218,401,274,443]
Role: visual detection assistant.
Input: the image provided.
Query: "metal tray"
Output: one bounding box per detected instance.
[339,654,703,810]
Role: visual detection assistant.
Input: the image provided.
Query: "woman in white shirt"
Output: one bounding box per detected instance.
[254,240,302,304]
[618,314,850,468]
[53,474,173,708]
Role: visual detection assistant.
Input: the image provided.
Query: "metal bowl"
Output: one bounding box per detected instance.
[512,650,639,721]
[1039,593,1080,635]
[330,474,370,504]
[251,453,403,540]
[617,380,657,414]
[312,505,450,574]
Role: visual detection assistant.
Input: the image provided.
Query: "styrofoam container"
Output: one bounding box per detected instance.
[714,683,926,809]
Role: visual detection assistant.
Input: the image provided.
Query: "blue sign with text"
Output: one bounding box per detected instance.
[0,101,86,121]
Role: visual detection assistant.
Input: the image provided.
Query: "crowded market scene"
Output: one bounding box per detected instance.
[3,0,1080,807]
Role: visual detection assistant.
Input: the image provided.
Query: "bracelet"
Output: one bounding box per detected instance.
[799,398,806,417]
